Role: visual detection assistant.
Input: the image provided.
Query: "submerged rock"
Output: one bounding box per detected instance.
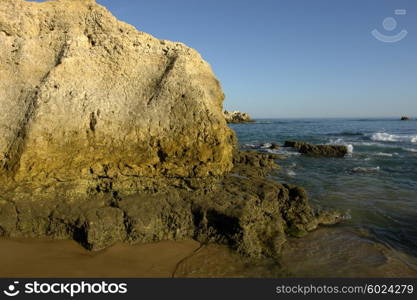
[224,110,254,123]
[284,141,348,157]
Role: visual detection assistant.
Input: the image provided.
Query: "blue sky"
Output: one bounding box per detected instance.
[36,0,417,118]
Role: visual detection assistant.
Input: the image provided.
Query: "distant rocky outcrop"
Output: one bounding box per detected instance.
[285,141,348,157]
[224,110,254,123]
[0,0,341,259]
[401,116,411,121]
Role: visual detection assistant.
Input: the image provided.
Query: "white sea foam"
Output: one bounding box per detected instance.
[371,132,417,143]
[352,166,380,173]
[403,148,417,153]
[277,149,301,157]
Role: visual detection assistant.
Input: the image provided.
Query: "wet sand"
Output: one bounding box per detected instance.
[1,226,417,278]
[0,238,201,278]
[0,237,285,278]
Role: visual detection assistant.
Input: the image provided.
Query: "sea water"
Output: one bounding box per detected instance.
[230,118,417,276]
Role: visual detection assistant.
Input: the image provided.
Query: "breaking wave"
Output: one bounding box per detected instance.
[352,166,381,173]
[371,133,417,143]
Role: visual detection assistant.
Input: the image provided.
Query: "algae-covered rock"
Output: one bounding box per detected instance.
[192,159,342,258]
[0,150,343,258]
[284,141,348,157]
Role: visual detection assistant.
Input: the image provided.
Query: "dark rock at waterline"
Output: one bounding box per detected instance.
[224,110,254,123]
[284,141,348,158]
[0,150,342,259]
[260,142,280,150]
[82,207,127,251]
[0,0,235,185]
[191,151,343,258]
[270,143,280,150]
[232,150,282,177]
[401,116,411,121]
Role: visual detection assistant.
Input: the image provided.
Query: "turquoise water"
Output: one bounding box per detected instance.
[230,118,417,272]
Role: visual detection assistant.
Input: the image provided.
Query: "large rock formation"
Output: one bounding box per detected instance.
[0,0,342,260]
[284,141,348,157]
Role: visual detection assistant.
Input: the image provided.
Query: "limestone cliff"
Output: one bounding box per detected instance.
[0,0,234,188]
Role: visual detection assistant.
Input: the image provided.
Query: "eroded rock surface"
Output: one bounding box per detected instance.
[0,149,342,258]
[284,141,348,157]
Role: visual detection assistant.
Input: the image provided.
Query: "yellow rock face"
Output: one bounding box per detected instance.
[0,0,234,186]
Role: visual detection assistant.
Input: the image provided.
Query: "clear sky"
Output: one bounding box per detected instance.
[36,0,417,118]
